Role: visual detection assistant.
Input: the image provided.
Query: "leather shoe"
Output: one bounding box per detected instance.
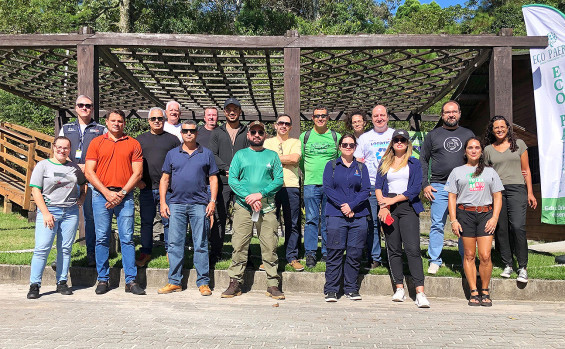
[95,281,109,295]
[125,282,146,295]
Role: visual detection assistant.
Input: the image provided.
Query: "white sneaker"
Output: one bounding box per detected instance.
[415,292,430,308]
[427,263,440,275]
[500,266,513,278]
[517,268,528,283]
[392,288,405,302]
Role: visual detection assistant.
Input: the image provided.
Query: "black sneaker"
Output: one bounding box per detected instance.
[27,283,40,299]
[95,281,109,295]
[345,292,362,301]
[125,282,146,295]
[325,292,338,302]
[306,255,316,268]
[56,280,73,295]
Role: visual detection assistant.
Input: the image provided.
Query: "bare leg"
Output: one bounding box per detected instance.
[477,235,494,304]
[462,237,479,304]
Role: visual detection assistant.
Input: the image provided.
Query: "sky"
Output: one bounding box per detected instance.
[417,0,469,7]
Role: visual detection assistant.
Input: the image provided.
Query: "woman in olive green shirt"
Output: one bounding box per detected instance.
[484,115,537,284]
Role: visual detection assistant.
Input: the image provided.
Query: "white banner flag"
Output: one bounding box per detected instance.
[523,4,565,224]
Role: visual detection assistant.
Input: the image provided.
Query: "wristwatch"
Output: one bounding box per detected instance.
[210,199,217,203]
[120,189,127,196]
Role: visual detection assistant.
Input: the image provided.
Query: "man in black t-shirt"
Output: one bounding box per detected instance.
[420,100,474,275]
[135,107,181,266]
[197,107,219,148]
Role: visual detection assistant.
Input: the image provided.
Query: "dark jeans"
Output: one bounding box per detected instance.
[382,201,424,287]
[496,184,528,268]
[276,187,301,262]
[139,188,170,254]
[324,215,368,294]
[210,177,233,262]
[367,185,383,263]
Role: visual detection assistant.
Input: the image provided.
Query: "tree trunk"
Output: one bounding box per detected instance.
[119,0,131,33]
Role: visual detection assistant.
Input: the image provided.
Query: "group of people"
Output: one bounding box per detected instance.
[26,95,537,308]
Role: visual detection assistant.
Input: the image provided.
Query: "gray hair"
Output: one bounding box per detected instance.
[166,100,180,110]
[148,107,164,117]
[182,120,197,127]
[75,95,93,104]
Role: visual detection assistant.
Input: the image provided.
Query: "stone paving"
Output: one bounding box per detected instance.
[2,283,565,348]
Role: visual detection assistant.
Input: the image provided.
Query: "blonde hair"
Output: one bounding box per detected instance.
[378,139,413,175]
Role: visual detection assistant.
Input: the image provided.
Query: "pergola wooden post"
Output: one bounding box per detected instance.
[489,29,514,123]
[284,30,301,138]
[77,27,100,122]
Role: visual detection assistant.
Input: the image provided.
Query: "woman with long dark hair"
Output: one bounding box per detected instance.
[484,115,537,283]
[375,129,429,308]
[446,137,503,306]
[322,133,370,302]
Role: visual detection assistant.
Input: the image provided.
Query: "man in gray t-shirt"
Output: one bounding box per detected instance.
[29,160,86,207]
[445,166,504,206]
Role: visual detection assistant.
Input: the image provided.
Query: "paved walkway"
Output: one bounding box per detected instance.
[2,284,565,348]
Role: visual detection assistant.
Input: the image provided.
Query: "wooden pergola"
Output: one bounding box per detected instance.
[0,28,548,139]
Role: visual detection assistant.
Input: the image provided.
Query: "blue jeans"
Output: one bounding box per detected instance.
[428,183,463,266]
[168,203,210,287]
[30,206,79,286]
[83,184,95,256]
[276,187,301,262]
[139,188,170,254]
[304,185,327,257]
[367,185,382,263]
[92,190,137,284]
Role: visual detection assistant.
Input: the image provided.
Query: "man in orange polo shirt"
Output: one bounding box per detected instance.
[85,109,145,295]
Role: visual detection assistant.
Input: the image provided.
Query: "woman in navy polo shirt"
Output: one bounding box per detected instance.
[375,129,430,308]
[322,133,370,302]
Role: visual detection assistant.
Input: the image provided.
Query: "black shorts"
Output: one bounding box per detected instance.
[456,208,493,238]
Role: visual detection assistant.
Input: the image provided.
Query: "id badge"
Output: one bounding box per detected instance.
[75,149,82,159]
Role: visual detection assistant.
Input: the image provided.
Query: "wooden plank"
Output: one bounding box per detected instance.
[0,33,92,48]
[0,127,34,143]
[22,141,35,210]
[284,44,301,139]
[1,151,28,168]
[0,163,26,180]
[2,122,54,143]
[489,47,513,122]
[77,44,99,122]
[0,138,30,156]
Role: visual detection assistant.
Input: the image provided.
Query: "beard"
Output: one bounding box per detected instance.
[444,118,459,127]
[250,138,265,146]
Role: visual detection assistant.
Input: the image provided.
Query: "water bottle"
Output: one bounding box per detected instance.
[252,210,260,222]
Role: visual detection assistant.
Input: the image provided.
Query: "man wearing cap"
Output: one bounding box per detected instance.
[354,105,395,269]
[222,121,284,299]
[135,107,180,267]
[163,100,183,142]
[208,98,249,265]
[59,95,106,267]
[264,114,304,271]
[420,100,474,274]
[300,106,341,268]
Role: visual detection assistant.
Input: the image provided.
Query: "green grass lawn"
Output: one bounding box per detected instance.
[1,212,564,280]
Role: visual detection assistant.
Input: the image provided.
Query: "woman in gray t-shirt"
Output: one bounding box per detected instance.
[446,137,503,307]
[484,115,537,284]
[27,136,87,299]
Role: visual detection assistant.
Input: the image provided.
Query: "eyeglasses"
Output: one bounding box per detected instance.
[76,103,92,109]
[393,138,407,144]
[340,143,356,149]
[149,117,164,122]
[181,128,197,134]
[54,146,70,151]
[313,114,328,119]
[277,121,292,127]
[249,130,265,136]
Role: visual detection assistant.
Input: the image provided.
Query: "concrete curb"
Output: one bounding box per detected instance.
[2,264,564,301]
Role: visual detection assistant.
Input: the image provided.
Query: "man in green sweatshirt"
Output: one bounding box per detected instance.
[222,121,285,300]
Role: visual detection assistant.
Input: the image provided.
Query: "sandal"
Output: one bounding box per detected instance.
[468,289,480,306]
[480,288,492,307]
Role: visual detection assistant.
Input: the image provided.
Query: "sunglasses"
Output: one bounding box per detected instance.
[277,121,292,127]
[249,130,265,136]
[393,138,407,144]
[76,103,92,109]
[181,128,197,134]
[149,116,164,122]
[340,143,356,149]
[313,114,328,119]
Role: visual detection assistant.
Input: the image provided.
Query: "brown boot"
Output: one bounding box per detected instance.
[266,286,285,300]
[221,278,242,298]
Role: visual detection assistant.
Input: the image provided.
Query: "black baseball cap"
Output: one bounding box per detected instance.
[223,97,241,109]
[392,129,409,140]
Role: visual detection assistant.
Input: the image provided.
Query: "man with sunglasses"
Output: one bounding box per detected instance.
[208,98,249,265]
[158,120,218,296]
[135,107,181,267]
[354,105,395,270]
[420,100,474,274]
[300,107,341,268]
[163,100,183,142]
[265,114,303,271]
[59,95,106,267]
[222,121,284,299]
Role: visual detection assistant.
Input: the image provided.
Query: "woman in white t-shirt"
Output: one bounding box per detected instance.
[446,137,503,307]
[27,136,87,299]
